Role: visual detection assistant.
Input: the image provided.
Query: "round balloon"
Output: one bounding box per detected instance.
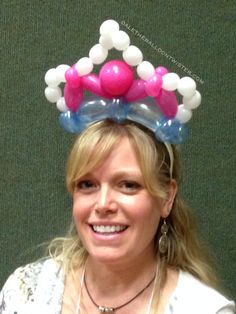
[99,60,134,96]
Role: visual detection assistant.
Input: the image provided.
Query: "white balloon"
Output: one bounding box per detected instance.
[177,76,196,97]
[99,34,113,50]
[56,97,68,112]
[183,90,201,109]
[75,57,93,76]
[44,68,59,87]
[162,73,180,91]
[112,31,130,51]
[100,19,119,36]
[123,45,143,66]
[176,104,192,123]
[137,61,155,81]
[89,44,108,64]
[56,64,70,83]
[45,86,62,103]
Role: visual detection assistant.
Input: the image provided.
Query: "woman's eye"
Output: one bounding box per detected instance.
[76,180,95,190]
[119,181,141,191]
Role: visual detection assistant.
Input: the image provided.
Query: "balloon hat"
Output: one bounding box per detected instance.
[44,19,201,144]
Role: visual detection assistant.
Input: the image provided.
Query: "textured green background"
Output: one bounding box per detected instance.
[1,0,235,299]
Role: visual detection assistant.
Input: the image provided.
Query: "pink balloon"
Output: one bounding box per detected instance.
[65,65,81,88]
[81,74,112,99]
[145,74,162,97]
[156,66,168,76]
[64,83,83,112]
[155,89,178,118]
[124,79,147,102]
[100,60,134,96]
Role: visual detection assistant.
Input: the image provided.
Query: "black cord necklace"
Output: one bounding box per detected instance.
[84,273,156,313]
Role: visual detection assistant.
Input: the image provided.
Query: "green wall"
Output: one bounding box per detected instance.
[1,0,235,299]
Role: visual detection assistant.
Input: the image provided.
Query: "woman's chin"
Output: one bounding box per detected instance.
[87,249,131,266]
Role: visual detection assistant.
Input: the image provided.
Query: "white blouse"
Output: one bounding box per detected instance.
[0,259,235,314]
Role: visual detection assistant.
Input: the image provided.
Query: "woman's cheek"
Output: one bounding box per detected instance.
[72,195,91,217]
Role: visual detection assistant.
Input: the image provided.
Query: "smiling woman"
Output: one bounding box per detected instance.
[0,122,235,314]
[1,19,235,314]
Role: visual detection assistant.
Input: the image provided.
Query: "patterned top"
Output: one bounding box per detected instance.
[0,259,235,314]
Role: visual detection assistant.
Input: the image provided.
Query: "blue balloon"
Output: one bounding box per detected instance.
[155,118,188,144]
[127,98,161,132]
[107,98,128,123]
[78,97,109,123]
[59,110,87,133]
[58,97,189,144]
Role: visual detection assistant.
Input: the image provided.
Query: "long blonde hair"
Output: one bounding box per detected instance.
[48,120,218,312]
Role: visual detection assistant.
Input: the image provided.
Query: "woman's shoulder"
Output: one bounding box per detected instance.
[1,258,62,293]
[0,258,64,314]
[167,270,235,314]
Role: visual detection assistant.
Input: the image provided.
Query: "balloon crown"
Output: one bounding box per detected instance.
[44,19,201,144]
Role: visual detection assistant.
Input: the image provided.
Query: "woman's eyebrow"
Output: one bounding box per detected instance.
[78,170,143,181]
[111,170,143,180]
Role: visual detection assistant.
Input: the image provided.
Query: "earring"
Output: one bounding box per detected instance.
[159,219,169,254]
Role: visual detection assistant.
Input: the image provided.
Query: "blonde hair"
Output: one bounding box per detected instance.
[48,120,218,312]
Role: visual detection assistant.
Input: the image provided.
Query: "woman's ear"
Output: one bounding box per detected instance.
[161,179,177,218]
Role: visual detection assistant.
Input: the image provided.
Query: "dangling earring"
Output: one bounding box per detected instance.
[159,219,169,254]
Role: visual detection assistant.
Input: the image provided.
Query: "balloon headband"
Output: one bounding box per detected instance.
[44,19,201,145]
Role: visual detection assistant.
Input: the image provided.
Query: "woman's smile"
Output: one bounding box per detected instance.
[91,224,128,234]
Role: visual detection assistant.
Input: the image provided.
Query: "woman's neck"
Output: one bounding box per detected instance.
[84,251,157,298]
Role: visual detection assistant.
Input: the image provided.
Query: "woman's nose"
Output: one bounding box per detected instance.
[95,185,118,214]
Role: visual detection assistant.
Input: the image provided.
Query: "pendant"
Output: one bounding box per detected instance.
[98,305,115,312]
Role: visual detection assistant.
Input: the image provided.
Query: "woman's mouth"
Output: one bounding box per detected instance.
[91,225,128,234]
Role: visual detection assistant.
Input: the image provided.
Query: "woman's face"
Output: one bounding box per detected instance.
[73,137,171,266]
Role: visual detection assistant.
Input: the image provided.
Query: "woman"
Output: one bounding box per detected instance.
[1,19,235,314]
[0,120,235,313]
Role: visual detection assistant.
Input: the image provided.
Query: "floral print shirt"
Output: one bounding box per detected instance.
[0,259,235,314]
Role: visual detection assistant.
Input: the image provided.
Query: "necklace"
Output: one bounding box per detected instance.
[84,272,156,313]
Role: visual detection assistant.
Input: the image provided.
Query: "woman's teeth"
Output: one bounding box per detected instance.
[92,225,127,233]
